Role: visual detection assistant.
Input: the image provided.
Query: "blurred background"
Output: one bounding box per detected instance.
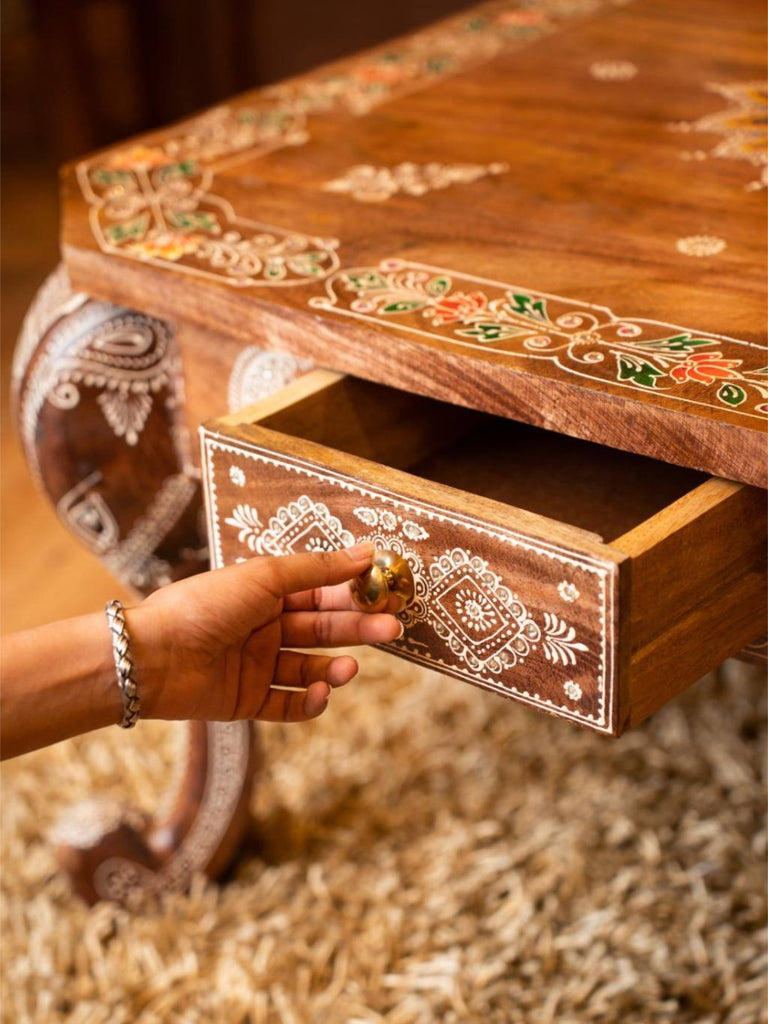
[1,0,471,633]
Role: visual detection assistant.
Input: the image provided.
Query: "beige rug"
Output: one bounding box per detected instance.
[1,652,765,1024]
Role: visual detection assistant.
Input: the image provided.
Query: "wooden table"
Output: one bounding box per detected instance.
[13,0,766,904]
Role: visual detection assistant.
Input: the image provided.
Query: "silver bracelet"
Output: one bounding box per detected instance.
[105,600,141,729]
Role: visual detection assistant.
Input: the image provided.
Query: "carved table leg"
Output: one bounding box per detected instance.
[12,265,259,904]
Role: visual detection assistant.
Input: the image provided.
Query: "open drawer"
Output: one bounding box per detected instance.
[201,370,766,736]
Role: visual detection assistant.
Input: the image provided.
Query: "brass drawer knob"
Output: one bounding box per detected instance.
[350,549,415,614]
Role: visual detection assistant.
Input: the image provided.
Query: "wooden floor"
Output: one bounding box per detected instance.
[1,162,130,635]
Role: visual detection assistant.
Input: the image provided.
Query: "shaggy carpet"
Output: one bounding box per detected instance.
[1,653,765,1024]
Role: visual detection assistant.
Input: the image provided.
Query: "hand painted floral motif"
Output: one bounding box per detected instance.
[428,291,489,325]
[669,352,742,385]
[322,162,508,203]
[264,0,594,119]
[103,105,308,175]
[224,504,263,549]
[557,581,580,603]
[455,588,499,632]
[77,162,339,287]
[541,612,588,667]
[128,230,202,262]
[352,506,430,540]
[563,680,583,701]
[309,259,767,420]
[230,495,355,556]
[77,0,631,277]
[669,82,767,191]
[675,235,727,257]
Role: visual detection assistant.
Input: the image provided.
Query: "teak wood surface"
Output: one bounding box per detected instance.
[59,0,767,485]
[202,371,767,736]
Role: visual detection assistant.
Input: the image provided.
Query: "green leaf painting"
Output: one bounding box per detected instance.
[616,354,665,388]
[718,382,747,406]
[505,293,549,322]
[640,334,717,354]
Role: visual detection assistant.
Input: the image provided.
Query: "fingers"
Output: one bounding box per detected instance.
[281,609,402,648]
[254,652,359,722]
[284,580,405,615]
[274,650,358,689]
[283,580,363,613]
[257,681,331,722]
[255,543,375,601]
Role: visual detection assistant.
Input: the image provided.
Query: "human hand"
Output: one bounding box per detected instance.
[125,542,400,724]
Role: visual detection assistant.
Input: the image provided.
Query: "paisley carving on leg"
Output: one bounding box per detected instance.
[51,721,258,907]
[12,265,258,904]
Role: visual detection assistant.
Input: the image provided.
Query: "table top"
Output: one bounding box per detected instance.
[60,0,767,486]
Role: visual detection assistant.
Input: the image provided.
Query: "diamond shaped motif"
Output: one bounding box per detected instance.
[258,495,354,554]
[428,549,540,672]
[434,573,513,657]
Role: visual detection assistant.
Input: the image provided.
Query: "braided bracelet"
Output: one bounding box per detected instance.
[105,600,141,728]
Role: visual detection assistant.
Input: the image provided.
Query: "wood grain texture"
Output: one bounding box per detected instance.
[59,0,767,484]
[614,479,767,653]
[202,370,767,735]
[613,479,767,727]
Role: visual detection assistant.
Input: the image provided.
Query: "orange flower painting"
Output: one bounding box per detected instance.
[670,352,743,385]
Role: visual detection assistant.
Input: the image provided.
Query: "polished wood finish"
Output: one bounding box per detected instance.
[614,481,767,727]
[202,370,767,736]
[59,0,767,484]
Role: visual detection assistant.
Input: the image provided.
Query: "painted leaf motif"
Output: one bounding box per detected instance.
[264,259,287,279]
[346,272,388,291]
[616,354,665,389]
[224,504,263,550]
[426,276,452,296]
[641,334,717,353]
[168,211,219,232]
[158,160,197,179]
[382,300,427,313]
[105,216,149,243]
[94,168,133,186]
[288,252,328,276]
[718,382,747,406]
[506,293,549,322]
[457,322,520,342]
[541,612,588,667]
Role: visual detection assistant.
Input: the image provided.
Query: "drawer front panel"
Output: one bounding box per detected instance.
[202,432,621,734]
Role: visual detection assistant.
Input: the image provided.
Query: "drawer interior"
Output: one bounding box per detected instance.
[258,376,708,542]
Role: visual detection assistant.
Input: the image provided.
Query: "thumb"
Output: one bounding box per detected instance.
[234,542,375,600]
